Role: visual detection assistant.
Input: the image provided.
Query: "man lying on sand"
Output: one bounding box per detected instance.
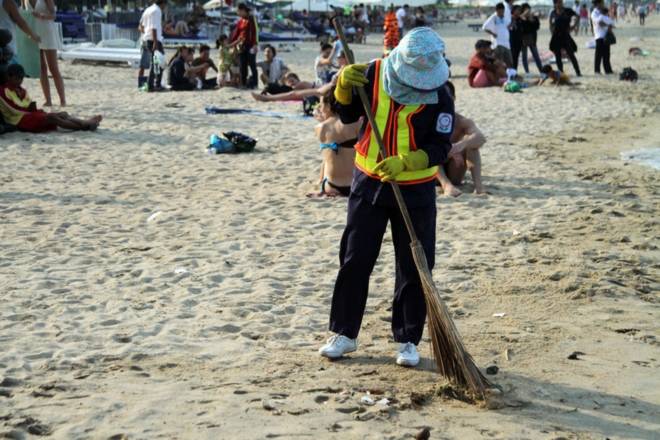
[308,87,360,197]
[252,53,348,102]
[0,65,102,132]
[251,72,316,102]
[437,81,486,196]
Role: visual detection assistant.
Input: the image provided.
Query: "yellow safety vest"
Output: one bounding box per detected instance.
[354,59,439,185]
[0,86,31,126]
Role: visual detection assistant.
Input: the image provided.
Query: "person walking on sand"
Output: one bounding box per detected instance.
[636,3,647,25]
[318,28,454,368]
[509,5,524,72]
[519,3,544,74]
[26,0,65,107]
[140,0,167,92]
[592,0,614,74]
[549,0,581,76]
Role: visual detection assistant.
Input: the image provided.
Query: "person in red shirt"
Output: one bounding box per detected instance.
[230,3,258,88]
[383,5,399,55]
[467,40,506,87]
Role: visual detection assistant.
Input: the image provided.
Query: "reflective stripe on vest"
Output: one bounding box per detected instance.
[354,60,438,185]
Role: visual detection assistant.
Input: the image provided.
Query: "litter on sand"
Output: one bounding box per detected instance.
[147,211,162,223]
[360,395,375,405]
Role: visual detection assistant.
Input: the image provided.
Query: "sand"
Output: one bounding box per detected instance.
[1,14,659,440]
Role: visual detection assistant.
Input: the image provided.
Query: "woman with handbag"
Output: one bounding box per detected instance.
[592,0,615,74]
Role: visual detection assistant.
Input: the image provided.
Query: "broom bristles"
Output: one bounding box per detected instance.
[410,240,491,399]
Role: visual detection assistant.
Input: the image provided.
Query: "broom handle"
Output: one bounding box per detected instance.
[331,17,419,242]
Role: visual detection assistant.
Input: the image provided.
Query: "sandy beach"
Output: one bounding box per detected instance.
[1,13,659,440]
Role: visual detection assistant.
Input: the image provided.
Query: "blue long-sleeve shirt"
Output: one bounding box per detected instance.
[338,61,455,208]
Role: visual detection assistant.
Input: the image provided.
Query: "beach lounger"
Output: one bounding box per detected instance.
[59,46,141,67]
[163,37,213,48]
[259,32,303,43]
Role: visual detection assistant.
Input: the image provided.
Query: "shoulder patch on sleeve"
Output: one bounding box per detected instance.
[436,113,453,134]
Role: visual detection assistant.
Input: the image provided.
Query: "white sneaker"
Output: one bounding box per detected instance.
[396,342,420,367]
[318,334,357,359]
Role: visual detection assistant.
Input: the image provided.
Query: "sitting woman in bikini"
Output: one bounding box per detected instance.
[308,88,360,197]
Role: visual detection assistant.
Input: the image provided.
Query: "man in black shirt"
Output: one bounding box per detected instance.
[168,47,195,91]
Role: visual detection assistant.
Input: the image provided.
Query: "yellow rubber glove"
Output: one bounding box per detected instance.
[374,150,429,182]
[334,64,369,105]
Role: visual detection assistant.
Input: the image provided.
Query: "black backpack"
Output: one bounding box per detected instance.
[302,96,320,117]
[619,67,638,82]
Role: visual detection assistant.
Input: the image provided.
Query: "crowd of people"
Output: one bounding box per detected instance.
[467,0,649,88]
[138,1,260,92]
[2,0,655,196]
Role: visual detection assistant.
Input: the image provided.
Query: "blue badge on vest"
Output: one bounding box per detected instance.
[436,113,453,134]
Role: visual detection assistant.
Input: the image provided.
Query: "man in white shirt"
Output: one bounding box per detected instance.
[395,5,409,37]
[359,3,370,24]
[482,3,512,67]
[591,0,613,74]
[257,44,289,92]
[140,0,167,92]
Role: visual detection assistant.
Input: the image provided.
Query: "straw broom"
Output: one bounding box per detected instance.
[330,18,490,399]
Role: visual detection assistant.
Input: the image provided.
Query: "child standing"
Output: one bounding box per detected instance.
[216,35,238,87]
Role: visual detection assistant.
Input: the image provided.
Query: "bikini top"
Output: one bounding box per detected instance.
[319,138,358,152]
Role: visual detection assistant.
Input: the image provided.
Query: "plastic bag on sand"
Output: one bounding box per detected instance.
[207,132,257,154]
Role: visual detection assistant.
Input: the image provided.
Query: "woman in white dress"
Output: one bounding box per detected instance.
[27,0,65,106]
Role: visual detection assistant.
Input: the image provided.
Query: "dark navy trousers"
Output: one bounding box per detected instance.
[329,193,436,345]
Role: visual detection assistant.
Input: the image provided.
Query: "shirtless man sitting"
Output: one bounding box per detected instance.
[437,81,486,196]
